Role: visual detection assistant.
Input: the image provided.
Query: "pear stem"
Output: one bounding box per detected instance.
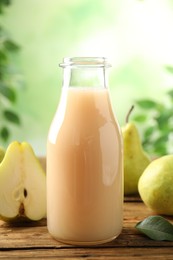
[126,105,134,123]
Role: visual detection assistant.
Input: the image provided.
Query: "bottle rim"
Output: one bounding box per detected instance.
[59,57,111,68]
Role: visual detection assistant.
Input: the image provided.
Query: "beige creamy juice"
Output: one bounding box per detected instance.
[47,87,123,245]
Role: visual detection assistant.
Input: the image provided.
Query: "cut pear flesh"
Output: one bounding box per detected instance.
[0,141,46,221]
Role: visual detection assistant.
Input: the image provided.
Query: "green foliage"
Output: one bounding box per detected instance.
[165,65,173,74]
[133,82,173,157]
[0,0,21,144]
[0,0,11,14]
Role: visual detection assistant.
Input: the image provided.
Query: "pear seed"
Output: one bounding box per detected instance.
[24,188,27,198]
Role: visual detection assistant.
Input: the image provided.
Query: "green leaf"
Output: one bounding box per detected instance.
[3,110,20,125]
[135,216,173,241]
[167,89,173,100]
[0,0,11,14]
[143,126,155,139]
[0,50,8,64]
[4,40,20,52]
[154,147,167,157]
[0,83,16,102]
[136,99,158,109]
[165,65,173,74]
[0,0,11,6]
[132,114,147,123]
[153,141,168,156]
[0,127,9,141]
[155,110,173,126]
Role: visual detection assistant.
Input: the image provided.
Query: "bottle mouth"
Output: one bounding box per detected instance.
[59,57,111,68]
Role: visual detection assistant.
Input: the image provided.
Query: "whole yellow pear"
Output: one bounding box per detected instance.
[122,121,150,195]
[138,155,173,215]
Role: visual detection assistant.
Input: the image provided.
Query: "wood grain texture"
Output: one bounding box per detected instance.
[0,158,173,259]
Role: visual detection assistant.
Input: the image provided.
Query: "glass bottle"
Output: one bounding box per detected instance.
[47,57,123,245]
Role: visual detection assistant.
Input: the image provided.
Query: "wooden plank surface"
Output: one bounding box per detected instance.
[0,158,173,259]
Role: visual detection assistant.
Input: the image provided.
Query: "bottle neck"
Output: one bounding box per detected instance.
[62,67,108,88]
[59,57,111,89]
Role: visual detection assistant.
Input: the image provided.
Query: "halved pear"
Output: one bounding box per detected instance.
[0,141,46,222]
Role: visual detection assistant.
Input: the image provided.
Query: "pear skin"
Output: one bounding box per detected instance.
[122,122,150,195]
[0,141,46,222]
[138,155,173,215]
[0,146,5,163]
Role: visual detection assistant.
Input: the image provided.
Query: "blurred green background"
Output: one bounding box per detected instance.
[1,0,173,155]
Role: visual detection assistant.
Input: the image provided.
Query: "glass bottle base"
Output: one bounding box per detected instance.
[50,233,121,246]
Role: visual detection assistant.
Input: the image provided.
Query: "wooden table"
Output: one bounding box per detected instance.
[0,159,173,259]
